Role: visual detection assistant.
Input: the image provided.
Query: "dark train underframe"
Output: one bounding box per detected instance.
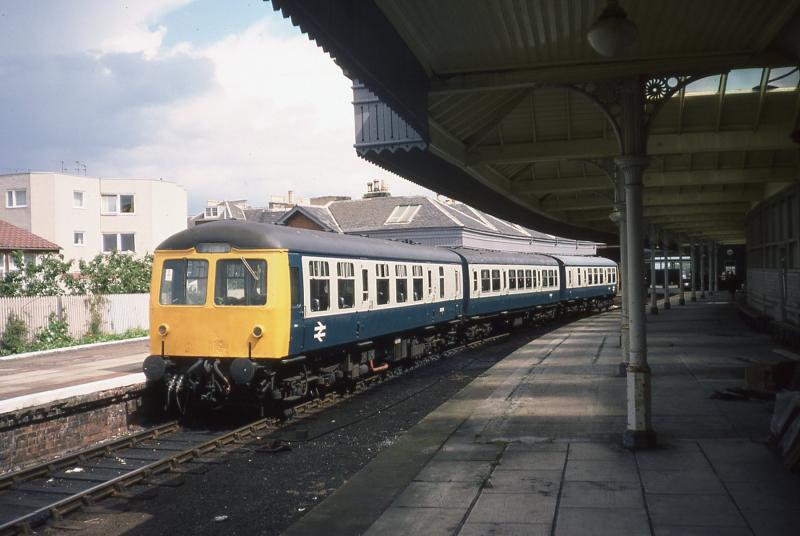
[145,296,614,414]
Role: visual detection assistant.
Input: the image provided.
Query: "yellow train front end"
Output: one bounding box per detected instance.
[143,243,291,410]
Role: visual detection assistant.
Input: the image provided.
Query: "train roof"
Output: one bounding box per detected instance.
[450,247,558,266]
[156,220,463,263]
[549,254,617,267]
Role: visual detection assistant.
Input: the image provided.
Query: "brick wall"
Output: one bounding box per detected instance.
[0,384,152,474]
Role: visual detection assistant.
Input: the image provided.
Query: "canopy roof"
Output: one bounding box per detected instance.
[271,0,800,245]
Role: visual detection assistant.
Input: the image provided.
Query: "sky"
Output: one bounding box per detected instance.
[0,0,432,213]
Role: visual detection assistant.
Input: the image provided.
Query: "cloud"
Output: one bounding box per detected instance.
[0,2,431,211]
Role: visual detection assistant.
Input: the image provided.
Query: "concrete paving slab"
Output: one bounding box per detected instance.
[654,527,753,536]
[568,442,633,461]
[465,492,556,525]
[434,443,505,462]
[564,459,639,483]
[393,481,481,509]
[458,522,551,536]
[364,506,466,536]
[639,469,727,495]
[484,469,561,496]
[647,493,747,527]
[414,461,494,483]
[496,449,566,470]
[554,507,650,536]
[559,481,644,509]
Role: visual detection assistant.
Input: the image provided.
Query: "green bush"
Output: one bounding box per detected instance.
[30,313,74,351]
[1,313,28,354]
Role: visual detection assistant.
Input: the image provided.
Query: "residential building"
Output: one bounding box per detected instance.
[0,172,187,262]
[0,219,60,276]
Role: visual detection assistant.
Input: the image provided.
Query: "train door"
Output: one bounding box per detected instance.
[288,253,304,353]
[355,262,373,339]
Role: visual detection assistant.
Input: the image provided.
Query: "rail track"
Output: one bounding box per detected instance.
[0,332,513,535]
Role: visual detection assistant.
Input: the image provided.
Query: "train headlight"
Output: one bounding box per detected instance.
[157,324,169,336]
[252,325,264,338]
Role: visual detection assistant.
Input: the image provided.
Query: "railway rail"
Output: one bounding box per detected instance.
[0,331,512,535]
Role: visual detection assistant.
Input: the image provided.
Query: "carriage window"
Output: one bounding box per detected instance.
[481,269,490,292]
[491,269,500,291]
[549,270,556,287]
[502,271,506,290]
[439,266,445,298]
[599,269,604,284]
[396,265,408,303]
[215,259,267,306]
[428,270,433,296]
[577,269,582,286]
[526,269,533,289]
[509,270,517,289]
[309,260,330,311]
[473,271,478,292]
[412,265,423,301]
[517,270,524,289]
[160,259,208,305]
[377,263,390,305]
[337,261,355,309]
[455,270,460,295]
[362,268,369,301]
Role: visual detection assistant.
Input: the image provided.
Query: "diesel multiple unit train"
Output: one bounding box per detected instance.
[143,220,617,411]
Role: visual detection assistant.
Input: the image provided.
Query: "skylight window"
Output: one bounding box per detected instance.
[384,204,421,225]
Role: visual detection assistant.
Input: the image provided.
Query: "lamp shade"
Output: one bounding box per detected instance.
[587,2,638,57]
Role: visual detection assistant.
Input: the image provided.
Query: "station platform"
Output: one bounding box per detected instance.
[0,338,148,414]
[285,297,800,536]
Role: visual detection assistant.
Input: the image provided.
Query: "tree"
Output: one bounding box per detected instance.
[76,252,153,294]
[0,252,75,296]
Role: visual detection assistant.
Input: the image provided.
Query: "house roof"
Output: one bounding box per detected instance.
[0,220,60,251]
[277,205,342,232]
[327,195,557,240]
[244,209,286,224]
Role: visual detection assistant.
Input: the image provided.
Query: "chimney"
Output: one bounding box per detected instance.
[381,180,388,192]
[287,190,294,204]
[366,181,373,193]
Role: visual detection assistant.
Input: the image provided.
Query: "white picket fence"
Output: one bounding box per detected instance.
[0,294,149,341]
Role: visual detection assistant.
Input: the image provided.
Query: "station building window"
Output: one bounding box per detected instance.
[337,261,355,309]
[309,260,330,311]
[160,259,208,305]
[376,263,390,305]
[215,259,267,306]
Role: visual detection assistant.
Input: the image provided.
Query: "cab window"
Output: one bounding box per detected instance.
[215,259,267,306]
[160,259,208,305]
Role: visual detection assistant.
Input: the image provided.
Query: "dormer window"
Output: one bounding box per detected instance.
[384,204,421,225]
[205,206,219,218]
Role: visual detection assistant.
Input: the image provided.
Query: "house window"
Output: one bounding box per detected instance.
[205,206,219,218]
[384,204,421,224]
[102,233,135,252]
[337,261,355,309]
[73,191,84,208]
[308,260,330,312]
[6,189,27,208]
[101,194,135,214]
[74,231,85,246]
[376,263,390,305]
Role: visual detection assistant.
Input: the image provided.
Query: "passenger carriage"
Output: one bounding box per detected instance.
[551,254,618,310]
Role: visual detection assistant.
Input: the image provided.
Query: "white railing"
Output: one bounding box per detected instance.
[0,294,149,340]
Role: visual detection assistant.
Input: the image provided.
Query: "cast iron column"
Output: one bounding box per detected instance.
[690,240,697,302]
[712,242,718,293]
[618,77,656,449]
[649,232,658,314]
[663,236,671,309]
[613,179,630,375]
[678,238,686,306]
[700,242,707,299]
